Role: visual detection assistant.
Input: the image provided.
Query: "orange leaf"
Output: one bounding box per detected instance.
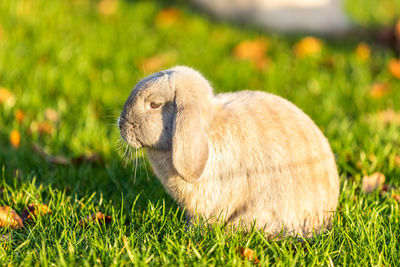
[395,19,400,39]
[376,109,400,125]
[155,8,181,28]
[362,172,385,193]
[369,83,390,99]
[392,194,400,203]
[37,121,53,135]
[21,203,52,222]
[45,108,60,123]
[293,37,322,58]
[98,0,118,16]
[79,211,112,227]
[388,59,400,79]
[10,130,20,148]
[0,206,23,229]
[15,109,25,123]
[233,38,269,70]
[395,155,400,167]
[140,52,176,73]
[237,247,260,264]
[355,43,371,60]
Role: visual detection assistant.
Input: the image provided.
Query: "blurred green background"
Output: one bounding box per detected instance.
[1,0,400,265]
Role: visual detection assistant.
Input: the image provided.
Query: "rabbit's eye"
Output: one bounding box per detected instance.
[150,102,162,109]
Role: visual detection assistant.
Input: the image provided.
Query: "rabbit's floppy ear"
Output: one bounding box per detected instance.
[171,73,210,183]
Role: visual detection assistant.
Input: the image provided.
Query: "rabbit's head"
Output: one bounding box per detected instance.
[119,66,213,182]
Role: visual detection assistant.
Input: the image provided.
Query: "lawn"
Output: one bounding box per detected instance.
[1,0,400,265]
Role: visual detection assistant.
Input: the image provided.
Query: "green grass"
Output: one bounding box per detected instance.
[1,0,400,265]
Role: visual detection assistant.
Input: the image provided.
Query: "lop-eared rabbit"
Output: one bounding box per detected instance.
[119,66,339,237]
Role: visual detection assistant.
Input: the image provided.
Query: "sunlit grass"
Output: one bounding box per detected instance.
[1,0,400,265]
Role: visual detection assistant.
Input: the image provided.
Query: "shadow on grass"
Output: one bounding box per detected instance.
[0,131,173,213]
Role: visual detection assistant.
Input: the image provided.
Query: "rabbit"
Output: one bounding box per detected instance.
[119,66,340,237]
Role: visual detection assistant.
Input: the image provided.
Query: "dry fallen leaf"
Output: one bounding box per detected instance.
[45,108,60,123]
[36,121,53,135]
[362,172,386,193]
[0,206,23,229]
[369,83,390,99]
[395,19,400,39]
[97,0,118,16]
[140,52,176,73]
[20,203,52,222]
[388,59,400,79]
[392,194,400,203]
[155,7,181,28]
[293,37,322,58]
[233,38,269,70]
[10,130,21,148]
[395,155,400,167]
[15,109,25,123]
[79,211,112,227]
[355,43,371,60]
[237,247,260,264]
[29,121,54,135]
[72,153,104,166]
[32,143,70,166]
[376,109,400,125]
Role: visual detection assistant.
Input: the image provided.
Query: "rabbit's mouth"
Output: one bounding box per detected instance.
[118,117,143,149]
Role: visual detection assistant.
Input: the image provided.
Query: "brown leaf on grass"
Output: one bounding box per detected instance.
[20,203,52,222]
[32,143,70,166]
[392,194,400,204]
[140,52,177,73]
[369,83,390,99]
[355,43,371,60]
[15,109,25,123]
[98,0,118,16]
[293,37,322,58]
[381,183,390,193]
[10,130,21,148]
[376,109,400,125]
[395,155,400,167]
[37,121,53,135]
[395,19,400,39]
[388,59,400,79]
[79,211,112,227]
[45,108,60,123]
[29,121,54,135]
[237,247,260,264]
[154,7,181,28]
[0,206,23,229]
[233,38,269,70]
[72,153,104,166]
[362,172,385,193]
[366,109,400,126]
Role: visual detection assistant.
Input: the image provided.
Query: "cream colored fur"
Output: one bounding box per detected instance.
[119,66,340,237]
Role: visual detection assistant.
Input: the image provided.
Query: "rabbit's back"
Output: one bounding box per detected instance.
[204,90,339,235]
